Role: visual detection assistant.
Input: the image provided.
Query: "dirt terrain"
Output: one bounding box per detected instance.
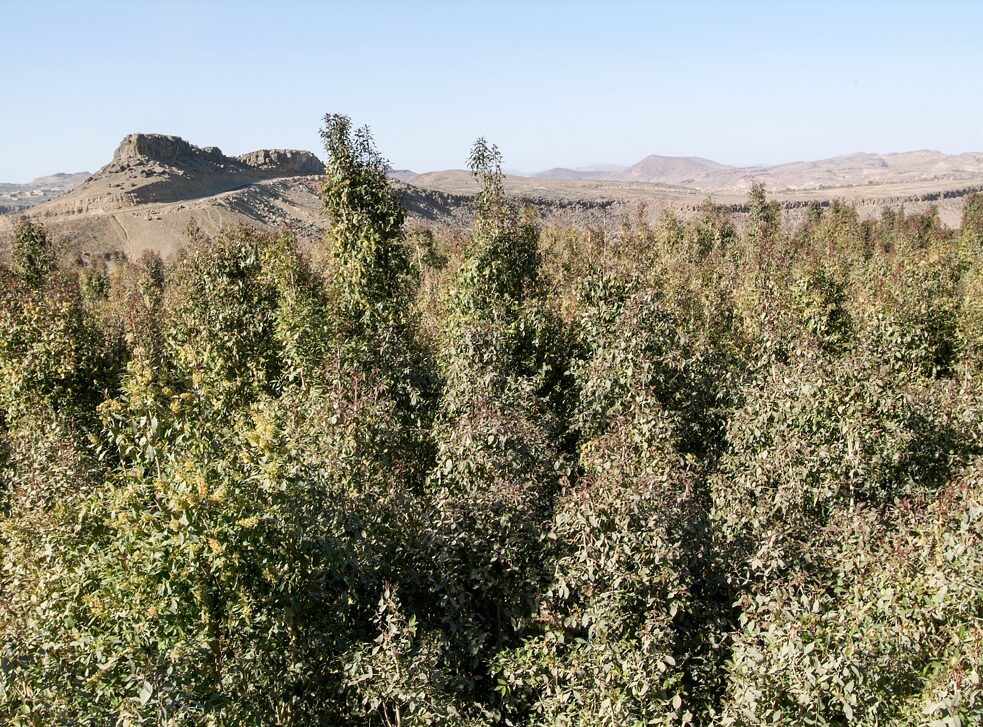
[411,169,978,227]
[2,133,980,260]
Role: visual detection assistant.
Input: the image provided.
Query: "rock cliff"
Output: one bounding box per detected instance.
[108,133,324,176]
[28,133,327,214]
[236,149,324,175]
[112,133,226,165]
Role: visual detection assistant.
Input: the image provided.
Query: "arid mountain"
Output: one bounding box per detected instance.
[0,171,91,192]
[612,154,730,185]
[530,163,627,180]
[0,134,328,257]
[0,134,492,259]
[727,150,983,192]
[525,149,983,192]
[3,133,980,261]
[396,167,979,230]
[36,133,326,215]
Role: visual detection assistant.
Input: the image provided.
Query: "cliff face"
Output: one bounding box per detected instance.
[25,133,327,213]
[236,149,324,175]
[112,133,227,165]
[110,134,326,176]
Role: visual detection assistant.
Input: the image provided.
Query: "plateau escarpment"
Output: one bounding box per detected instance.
[48,133,328,212]
[0,134,333,257]
[235,148,325,175]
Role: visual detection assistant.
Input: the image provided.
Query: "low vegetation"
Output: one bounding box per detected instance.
[1,116,982,725]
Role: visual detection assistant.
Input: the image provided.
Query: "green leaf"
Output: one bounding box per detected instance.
[139,680,154,706]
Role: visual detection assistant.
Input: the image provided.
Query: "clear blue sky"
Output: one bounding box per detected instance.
[2,0,981,181]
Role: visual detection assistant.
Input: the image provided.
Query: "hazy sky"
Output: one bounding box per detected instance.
[2,0,981,181]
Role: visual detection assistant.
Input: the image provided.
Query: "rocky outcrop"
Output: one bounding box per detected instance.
[236,149,324,175]
[38,133,330,211]
[112,133,226,165]
[110,134,324,177]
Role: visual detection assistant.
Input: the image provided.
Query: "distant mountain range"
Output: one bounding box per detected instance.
[392,164,628,183]
[389,149,983,193]
[523,150,983,193]
[0,171,91,192]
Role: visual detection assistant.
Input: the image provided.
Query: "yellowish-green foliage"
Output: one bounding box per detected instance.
[1,124,982,726]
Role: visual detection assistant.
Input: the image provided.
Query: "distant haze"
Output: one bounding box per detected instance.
[2,1,982,181]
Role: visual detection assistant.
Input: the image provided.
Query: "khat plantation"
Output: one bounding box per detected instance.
[0,113,982,726]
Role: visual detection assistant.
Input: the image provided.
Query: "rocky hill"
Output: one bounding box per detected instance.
[0,134,332,257]
[1,133,629,259]
[36,133,326,215]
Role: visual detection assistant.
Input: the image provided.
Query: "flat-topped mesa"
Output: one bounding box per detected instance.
[111,134,325,176]
[28,133,330,219]
[236,149,324,175]
[112,133,225,165]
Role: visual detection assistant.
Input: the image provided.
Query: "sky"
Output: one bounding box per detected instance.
[2,0,982,182]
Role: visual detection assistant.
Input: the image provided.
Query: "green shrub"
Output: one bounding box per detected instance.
[495,398,704,726]
[712,347,971,588]
[0,267,117,425]
[10,218,54,290]
[720,460,983,726]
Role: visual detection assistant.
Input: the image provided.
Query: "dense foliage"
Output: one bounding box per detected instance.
[1,118,981,725]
